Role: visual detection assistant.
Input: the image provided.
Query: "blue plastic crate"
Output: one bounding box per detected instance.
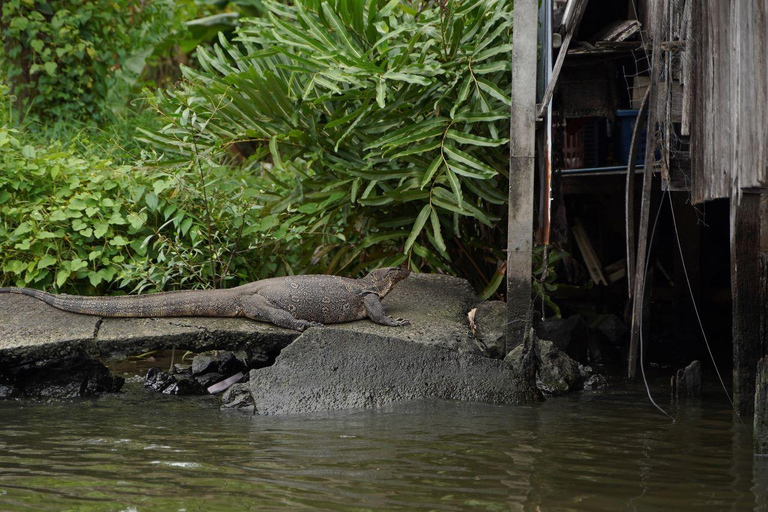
[616,109,647,166]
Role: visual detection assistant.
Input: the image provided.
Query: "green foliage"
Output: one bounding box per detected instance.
[532,246,567,318]
[0,124,268,293]
[0,0,174,121]
[142,0,513,285]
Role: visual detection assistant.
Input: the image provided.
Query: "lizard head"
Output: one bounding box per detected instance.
[363,267,410,297]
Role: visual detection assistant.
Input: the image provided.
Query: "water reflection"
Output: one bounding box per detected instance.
[0,381,765,510]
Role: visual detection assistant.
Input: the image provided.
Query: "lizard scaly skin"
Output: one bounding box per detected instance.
[0,267,411,332]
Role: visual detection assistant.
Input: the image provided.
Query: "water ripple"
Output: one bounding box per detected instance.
[0,383,764,510]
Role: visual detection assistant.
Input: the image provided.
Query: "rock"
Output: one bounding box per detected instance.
[144,367,176,392]
[192,354,218,376]
[248,328,532,415]
[535,315,586,352]
[506,338,583,395]
[195,372,224,389]
[469,301,508,358]
[583,373,607,390]
[221,383,254,411]
[674,360,702,398]
[217,351,246,375]
[593,314,628,346]
[0,356,124,399]
[162,377,205,396]
[755,357,768,454]
[173,363,191,374]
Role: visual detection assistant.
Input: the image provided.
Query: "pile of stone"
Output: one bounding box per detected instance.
[144,351,250,396]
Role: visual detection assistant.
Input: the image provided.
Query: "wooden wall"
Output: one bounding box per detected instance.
[690,0,768,203]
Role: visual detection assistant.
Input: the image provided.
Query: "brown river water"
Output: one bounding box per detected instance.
[0,376,767,511]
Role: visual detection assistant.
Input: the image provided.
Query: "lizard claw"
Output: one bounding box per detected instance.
[298,320,325,331]
[393,317,410,327]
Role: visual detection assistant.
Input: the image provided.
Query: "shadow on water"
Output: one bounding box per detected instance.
[0,378,767,511]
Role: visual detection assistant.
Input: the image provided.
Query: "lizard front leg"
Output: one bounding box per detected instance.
[363,294,410,327]
[239,294,323,331]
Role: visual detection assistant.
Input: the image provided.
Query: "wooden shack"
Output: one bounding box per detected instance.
[509,0,767,422]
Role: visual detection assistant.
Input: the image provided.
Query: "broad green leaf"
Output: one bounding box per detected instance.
[429,207,447,252]
[376,78,386,108]
[476,78,511,105]
[404,204,431,252]
[478,264,506,300]
[56,269,70,287]
[445,167,463,208]
[443,145,498,178]
[269,136,284,171]
[420,154,443,189]
[37,255,57,269]
[446,130,509,147]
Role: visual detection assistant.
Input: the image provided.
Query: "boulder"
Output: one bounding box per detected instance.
[674,360,702,398]
[144,367,176,392]
[221,383,255,412]
[469,300,508,358]
[248,328,534,415]
[506,338,587,395]
[192,354,218,376]
[0,356,124,399]
[535,314,588,362]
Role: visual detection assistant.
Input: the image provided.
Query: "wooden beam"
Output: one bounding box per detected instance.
[731,192,765,416]
[536,0,589,119]
[625,86,651,311]
[507,0,539,347]
[628,0,665,380]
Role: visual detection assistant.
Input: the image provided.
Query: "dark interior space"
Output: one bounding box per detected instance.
[545,172,732,378]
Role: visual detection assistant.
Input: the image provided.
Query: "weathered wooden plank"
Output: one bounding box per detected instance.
[507,0,540,346]
[731,192,764,416]
[628,0,665,379]
[625,87,651,303]
[572,219,608,286]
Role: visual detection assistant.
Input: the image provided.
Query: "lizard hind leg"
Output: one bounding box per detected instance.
[239,294,324,332]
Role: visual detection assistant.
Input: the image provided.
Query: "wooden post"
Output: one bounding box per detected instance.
[731,192,765,416]
[507,0,539,346]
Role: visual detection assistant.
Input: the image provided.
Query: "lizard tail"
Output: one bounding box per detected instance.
[0,287,232,318]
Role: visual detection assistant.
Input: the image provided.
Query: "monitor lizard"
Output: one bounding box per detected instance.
[0,267,411,332]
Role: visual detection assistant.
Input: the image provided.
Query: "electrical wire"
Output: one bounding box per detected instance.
[638,189,676,422]
[667,193,746,426]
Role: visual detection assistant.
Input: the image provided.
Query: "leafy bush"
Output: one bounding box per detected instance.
[0,124,271,293]
[142,0,513,293]
[0,0,174,122]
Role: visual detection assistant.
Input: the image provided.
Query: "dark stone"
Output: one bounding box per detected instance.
[470,301,508,357]
[507,338,584,396]
[195,372,224,389]
[1,356,124,399]
[173,364,191,375]
[162,377,206,396]
[674,360,702,398]
[535,314,588,362]
[593,314,628,346]
[583,373,607,390]
[192,354,218,376]
[144,367,176,392]
[535,314,583,352]
[221,382,254,411]
[248,328,532,415]
[218,351,246,375]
